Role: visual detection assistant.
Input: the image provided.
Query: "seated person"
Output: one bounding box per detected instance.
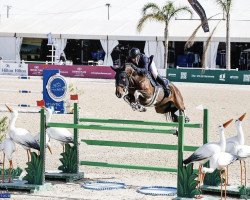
[59,53,66,65]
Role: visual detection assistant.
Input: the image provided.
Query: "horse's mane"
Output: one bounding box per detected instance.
[124,64,146,78]
[124,64,135,74]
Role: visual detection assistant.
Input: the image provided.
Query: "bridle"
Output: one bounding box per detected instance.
[115,70,136,94]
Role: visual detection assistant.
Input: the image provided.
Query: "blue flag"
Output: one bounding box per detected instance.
[188,0,209,32]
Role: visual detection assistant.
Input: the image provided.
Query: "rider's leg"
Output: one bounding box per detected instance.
[150,62,170,97]
[149,61,158,80]
[156,75,168,90]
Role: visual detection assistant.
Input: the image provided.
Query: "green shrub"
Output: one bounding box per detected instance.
[58,144,77,173]
[178,163,201,198]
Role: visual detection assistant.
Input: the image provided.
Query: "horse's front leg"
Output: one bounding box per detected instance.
[123,93,146,112]
[133,90,147,112]
[123,94,134,105]
[123,94,137,110]
[134,90,143,102]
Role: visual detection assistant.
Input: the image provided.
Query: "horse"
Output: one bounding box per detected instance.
[112,64,189,122]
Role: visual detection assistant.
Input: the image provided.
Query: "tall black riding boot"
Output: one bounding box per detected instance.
[156,75,170,97]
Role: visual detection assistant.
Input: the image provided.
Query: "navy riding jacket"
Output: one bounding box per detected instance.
[130,54,150,74]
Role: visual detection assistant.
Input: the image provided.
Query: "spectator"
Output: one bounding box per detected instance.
[59,53,66,65]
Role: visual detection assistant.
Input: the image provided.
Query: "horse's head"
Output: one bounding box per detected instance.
[114,70,129,98]
[112,65,134,98]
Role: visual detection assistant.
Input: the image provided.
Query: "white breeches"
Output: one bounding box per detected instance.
[149,61,158,79]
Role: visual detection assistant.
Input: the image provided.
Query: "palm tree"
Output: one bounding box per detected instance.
[137,1,193,69]
[215,0,233,70]
[185,13,222,69]
[0,116,8,141]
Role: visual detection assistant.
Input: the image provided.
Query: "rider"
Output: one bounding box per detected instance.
[128,47,170,97]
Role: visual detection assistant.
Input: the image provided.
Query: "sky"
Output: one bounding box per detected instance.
[0,0,250,21]
[0,0,250,41]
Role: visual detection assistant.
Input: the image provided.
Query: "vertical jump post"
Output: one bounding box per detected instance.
[177,113,184,197]
[73,102,79,174]
[39,108,46,185]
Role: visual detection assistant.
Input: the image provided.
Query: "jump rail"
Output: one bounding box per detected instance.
[0,74,43,113]
[0,89,42,94]
[0,103,38,107]
[44,103,208,174]
[0,75,43,79]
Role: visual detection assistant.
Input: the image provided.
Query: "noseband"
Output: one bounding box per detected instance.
[115,71,129,92]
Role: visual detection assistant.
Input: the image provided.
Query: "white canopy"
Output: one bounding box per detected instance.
[0,0,250,42]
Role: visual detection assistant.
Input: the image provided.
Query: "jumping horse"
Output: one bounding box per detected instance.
[112,64,189,122]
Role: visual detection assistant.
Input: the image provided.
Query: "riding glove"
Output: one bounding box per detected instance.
[136,68,147,75]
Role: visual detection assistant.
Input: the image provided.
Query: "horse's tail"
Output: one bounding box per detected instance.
[165,112,172,122]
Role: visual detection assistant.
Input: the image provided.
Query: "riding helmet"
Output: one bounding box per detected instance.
[129,48,140,58]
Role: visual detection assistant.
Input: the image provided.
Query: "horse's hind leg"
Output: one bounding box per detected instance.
[170,108,179,122]
[183,110,190,123]
[171,109,190,123]
[163,105,179,122]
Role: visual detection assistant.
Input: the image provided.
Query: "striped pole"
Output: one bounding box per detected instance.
[73,103,79,173]
[0,75,43,80]
[39,108,46,185]
[0,110,40,113]
[203,109,209,144]
[177,113,185,197]
[0,89,42,93]
[203,109,209,168]
[0,103,38,107]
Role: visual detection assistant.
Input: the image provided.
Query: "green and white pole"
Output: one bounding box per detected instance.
[73,103,79,173]
[39,108,46,185]
[177,113,185,196]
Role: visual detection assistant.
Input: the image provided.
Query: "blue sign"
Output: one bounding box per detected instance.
[43,69,67,113]
[0,192,11,198]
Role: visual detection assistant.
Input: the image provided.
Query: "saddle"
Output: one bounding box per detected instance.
[147,55,158,87]
[147,55,170,97]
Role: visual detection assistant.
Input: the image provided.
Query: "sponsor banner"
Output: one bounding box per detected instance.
[0,62,28,76]
[43,69,66,113]
[167,69,250,85]
[28,64,115,79]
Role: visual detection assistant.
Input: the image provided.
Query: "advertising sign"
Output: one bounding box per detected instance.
[28,64,115,79]
[0,62,28,76]
[167,68,250,85]
[43,69,67,113]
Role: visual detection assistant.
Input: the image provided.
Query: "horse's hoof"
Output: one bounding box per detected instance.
[139,107,147,112]
[130,103,137,111]
[173,130,178,137]
[172,117,178,122]
[185,116,190,123]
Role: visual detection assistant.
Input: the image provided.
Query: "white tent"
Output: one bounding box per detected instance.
[0,0,250,41]
[0,0,250,66]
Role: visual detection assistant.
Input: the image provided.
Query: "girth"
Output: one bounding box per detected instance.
[146,86,163,107]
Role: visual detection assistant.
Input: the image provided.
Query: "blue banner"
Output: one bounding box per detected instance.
[43,69,67,113]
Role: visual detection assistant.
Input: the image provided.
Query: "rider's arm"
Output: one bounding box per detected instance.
[136,54,149,75]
